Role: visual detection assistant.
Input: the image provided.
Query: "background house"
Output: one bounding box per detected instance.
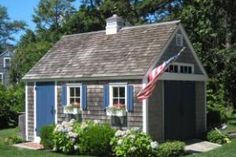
[23,15,208,143]
[0,49,14,86]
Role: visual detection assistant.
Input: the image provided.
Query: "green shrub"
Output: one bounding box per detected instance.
[157,141,185,157]
[110,128,158,157]
[0,84,24,129]
[78,121,115,156]
[4,135,23,145]
[207,88,229,128]
[53,120,78,154]
[207,128,231,144]
[40,124,55,149]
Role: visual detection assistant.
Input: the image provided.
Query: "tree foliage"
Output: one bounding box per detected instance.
[0,5,25,49]
[33,0,75,31]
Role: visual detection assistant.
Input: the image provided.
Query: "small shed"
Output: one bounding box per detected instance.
[23,15,208,142]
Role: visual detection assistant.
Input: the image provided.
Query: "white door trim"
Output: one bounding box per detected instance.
[55,81,58,124]
[33,82,40,143]
[25,82,28,141]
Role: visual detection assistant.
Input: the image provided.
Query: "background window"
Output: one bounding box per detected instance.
[69,86,80,106]
[0,73,3,84]
[4,58,11,68]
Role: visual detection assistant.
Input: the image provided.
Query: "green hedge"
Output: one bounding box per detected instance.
[157,141,185,157]
[40,125,55,149]
[78,121,115,156]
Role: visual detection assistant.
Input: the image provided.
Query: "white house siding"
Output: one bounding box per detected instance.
[26,82,35,141]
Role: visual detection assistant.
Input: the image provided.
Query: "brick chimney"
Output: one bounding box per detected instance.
[106,14,124,35]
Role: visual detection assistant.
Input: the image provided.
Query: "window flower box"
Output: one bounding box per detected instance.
[106,104,127,117]
[64,103,81,114]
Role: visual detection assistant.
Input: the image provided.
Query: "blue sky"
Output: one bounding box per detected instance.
[0,0,81,44]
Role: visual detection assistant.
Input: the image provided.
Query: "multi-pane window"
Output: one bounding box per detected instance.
[165,65,178,73]
[111,85,126,105]
[180,65,192,74]
[4,57,11,68]
[165,63,194,74]
[68,86,81,105]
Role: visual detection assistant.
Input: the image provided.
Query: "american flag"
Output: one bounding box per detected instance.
[137,47,186,100]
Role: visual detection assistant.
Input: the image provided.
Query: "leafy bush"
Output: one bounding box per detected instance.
[110,128,158,157]
[207,88,229,128]
[40,124,55,149]
[0,84,24,129]
[4,135,23,145]
[157,141,185,157]
[78,121,115,156]
[53,120,79,154]
[207,128,231,144]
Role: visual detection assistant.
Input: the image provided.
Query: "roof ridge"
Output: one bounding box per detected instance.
[122,20,180,30]
[62,20,180,38]
[62,30,105,38]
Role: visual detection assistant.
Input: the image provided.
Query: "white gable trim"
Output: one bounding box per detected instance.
[159,73,208,81]
[179,24,208,78]
[144,24,208,81]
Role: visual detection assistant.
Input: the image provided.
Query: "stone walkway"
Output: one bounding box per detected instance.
[185,139,221,153]
[13,142,44,150]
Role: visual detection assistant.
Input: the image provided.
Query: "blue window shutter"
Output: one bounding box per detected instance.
[127,85,134,112]
[82,84,87,111]
[61,84,67,106]
[103,85,109,110]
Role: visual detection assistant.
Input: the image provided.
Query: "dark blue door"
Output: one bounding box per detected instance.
[36,82,55,136]
[164,81,196,140]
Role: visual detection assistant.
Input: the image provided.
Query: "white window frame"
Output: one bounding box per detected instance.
[109,83,128,109]
[176,33,183,47]
[66,83,82,109]
[0,73,3,84]
[165,63,194,74]
[3,57,11,68]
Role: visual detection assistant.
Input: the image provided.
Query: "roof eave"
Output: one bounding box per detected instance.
[22,74,144,82]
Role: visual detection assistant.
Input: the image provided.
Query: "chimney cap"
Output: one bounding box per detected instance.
[106,14,123,22]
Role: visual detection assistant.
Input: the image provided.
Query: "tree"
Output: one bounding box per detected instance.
[33,0,75,32]
[10,30,52,83]
[0,5,25,49]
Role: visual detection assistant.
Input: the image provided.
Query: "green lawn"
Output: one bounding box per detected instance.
[0,128,92,157]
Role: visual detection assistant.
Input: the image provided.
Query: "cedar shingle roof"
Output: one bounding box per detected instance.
[23,21,179,80]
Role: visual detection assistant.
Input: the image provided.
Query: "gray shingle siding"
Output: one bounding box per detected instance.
[148,81,164,142]
[56,80,143,130]
[195,82,206,136]
[27,82,35,141]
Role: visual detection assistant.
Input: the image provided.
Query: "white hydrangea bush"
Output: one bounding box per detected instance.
[110,128,159,157]
[53,119,79,154]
